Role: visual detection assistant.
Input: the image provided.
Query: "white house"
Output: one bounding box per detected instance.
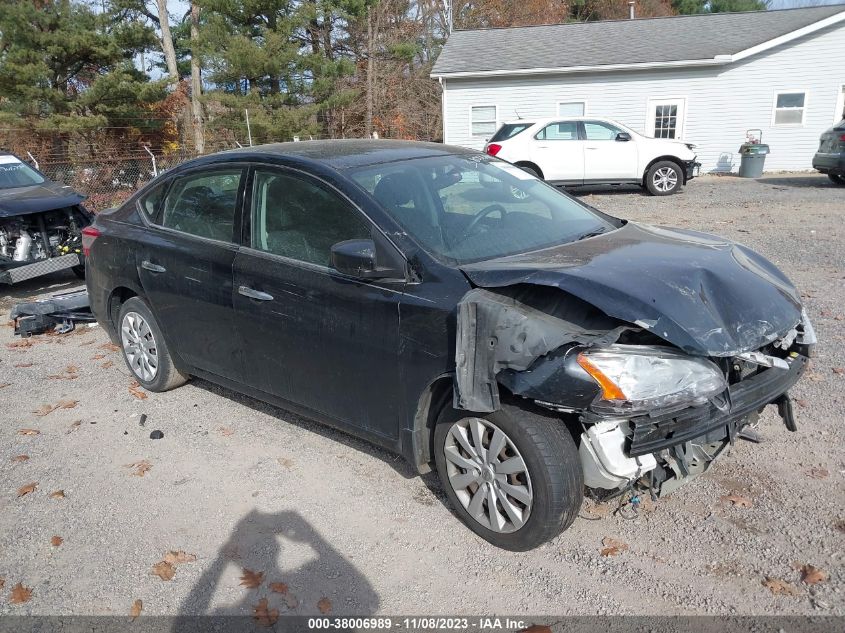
[432,5,845,172]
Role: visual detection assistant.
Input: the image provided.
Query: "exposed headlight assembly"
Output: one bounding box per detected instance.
[577,344,727,415]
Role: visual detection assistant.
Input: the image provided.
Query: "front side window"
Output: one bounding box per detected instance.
[0,155,45,189]
[160,169,243,242]
[471,105,497,137]
[352,155,613,265]
[250,169,371,266]
[584,121,624,141]
[774,92,806,125]
[535,121,579,141]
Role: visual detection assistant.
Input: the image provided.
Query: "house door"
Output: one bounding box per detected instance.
[646,98,686,139]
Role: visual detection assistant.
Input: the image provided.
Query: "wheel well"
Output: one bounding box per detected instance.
[108,287,138,330]
[514,161,544,179]
[408,375,454,473]
[643,156,686,185]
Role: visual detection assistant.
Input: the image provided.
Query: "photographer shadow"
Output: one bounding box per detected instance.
[172,509,380,631]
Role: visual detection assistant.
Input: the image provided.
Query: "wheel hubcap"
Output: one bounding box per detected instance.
[121,311,158,382]
[653,167,679,192]
[443,418,533,534]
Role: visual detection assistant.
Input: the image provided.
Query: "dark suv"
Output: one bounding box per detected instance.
[813,119,845,184]
[85,140,814,550]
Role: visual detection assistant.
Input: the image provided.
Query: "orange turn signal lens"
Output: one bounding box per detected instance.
[577,353,626,401]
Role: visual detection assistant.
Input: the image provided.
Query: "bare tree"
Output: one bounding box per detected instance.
[190,1,205,154]
[153,0,180,85]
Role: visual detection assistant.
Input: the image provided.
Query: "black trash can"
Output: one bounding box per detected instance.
[738,143,770,178]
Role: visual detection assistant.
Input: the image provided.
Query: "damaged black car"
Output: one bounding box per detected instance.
[84,140,815,550]
[0,152,92,284]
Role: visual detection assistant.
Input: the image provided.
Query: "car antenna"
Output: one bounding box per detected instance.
[514,110,523,119]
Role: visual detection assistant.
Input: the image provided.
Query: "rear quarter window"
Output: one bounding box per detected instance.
[137,180,170,224]
[490,123,534,142]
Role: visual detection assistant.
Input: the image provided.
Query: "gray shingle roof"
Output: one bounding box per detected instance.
[432,5,845,76]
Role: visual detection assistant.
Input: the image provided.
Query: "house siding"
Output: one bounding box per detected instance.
[441,22,845,172]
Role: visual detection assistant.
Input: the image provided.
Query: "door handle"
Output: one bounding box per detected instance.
[238,285,274,301]
[585,146,599,150]
[141,260,166,273]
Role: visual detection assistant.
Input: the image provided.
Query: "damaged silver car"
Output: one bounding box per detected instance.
[83,141,815,550]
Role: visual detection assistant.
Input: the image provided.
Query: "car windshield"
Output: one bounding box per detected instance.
[350,154,614,264]
[0,155,45,189]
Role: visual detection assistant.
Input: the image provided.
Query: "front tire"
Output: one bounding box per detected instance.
[118,296,188,392]
[433,403,583,551]
[829,174,845,186]
[645,160,683,196]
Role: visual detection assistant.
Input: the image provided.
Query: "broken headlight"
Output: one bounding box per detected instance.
[577,344,727,415]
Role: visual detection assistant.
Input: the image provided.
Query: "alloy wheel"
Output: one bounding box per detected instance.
[652,166,679,192]
[121,311,159,382]
[443,418,533,533]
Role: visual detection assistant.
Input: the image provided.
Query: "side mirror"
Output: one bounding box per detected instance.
[616,132,632,142]
[331,239,377,277]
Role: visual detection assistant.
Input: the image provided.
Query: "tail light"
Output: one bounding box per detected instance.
[81,226,100,257]
[840,133,845,141]
[485,143,502,157]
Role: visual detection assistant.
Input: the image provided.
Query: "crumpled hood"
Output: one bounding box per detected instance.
[460,222,802,357]
[0,181,85,217]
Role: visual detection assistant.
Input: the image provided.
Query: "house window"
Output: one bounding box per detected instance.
[653,104,679,138]
[470,105,497,137]
[773,92,806,125]
[558,102,585,117]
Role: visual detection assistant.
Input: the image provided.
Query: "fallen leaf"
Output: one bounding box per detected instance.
[33,404,58,416]
[239,569,264,589]
[9,582,33,604]
[269,582,288,594]
[833,367,845,375]
[794,398,808,408]
[125,460,152,477]
[762,577,800,596]
[600,537,629,557]
[7,339,33,349]
[277,457,295,469]
[801,565,828,585]
[51,536,63,547]
[164,551,196,564]
[101,360,114,369]
[17,482,37,497]
[18,428,40,436]
[128,381,148,400]
[253,597,279,627]
[0,578,4,590]
[58,399,78,409]
[807,467,829,480]
[218,427,234,436]
[100,342,120,352]
[66,420,82,435]
[836,519,845,534]
[11,455,29,463]
[284,593,298,609]
[0,382,10,389]
[151,561,175,581]
[720,493,753,508]
[91,354,106,360]
[65,365,79,373]
[14,362,34,368]
[49,490,65,499]
[317,597,332,614]
[130,599,143,621]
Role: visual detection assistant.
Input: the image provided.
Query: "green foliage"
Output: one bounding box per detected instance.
[673,0,769,14]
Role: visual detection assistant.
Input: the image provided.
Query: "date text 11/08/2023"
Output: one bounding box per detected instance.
[306,617,531,631]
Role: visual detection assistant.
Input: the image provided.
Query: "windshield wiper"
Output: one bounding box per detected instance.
[574,227,608,241]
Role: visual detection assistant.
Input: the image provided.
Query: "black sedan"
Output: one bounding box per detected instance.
[84,140,815,550]
[813,118,845,184]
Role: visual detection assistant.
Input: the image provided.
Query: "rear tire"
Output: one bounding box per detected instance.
[118,296,188,392]
[433,402,583,551]
[829,174,845,185]
[516,163,542,179]
[645,160,683,196]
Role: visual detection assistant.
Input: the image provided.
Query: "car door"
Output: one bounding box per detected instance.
[528,120,585,183]
[232,165,405,439]
[581,120,639,180]
[135,165,246,382]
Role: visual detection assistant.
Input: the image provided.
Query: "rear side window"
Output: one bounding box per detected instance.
[138,180,170,223]
[535,121,579,140]
[160,169,243,242]
[490,123,534,142]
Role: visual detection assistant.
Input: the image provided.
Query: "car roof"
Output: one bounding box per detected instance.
[211,139,477,170]
[501,116,621,126]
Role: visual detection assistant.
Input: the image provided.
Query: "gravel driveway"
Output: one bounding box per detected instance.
[1,173,843,618]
